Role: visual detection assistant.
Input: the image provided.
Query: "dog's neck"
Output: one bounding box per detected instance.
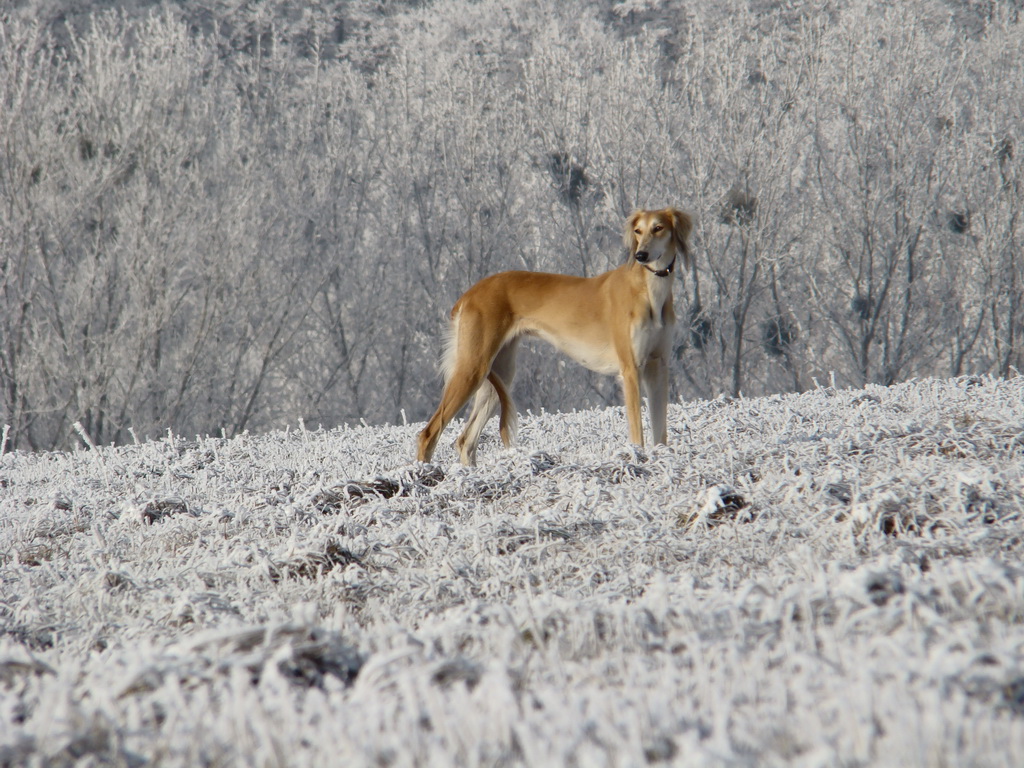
[642,257,675,278]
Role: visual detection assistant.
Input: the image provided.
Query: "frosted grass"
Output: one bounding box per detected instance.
[1,376,1022,766]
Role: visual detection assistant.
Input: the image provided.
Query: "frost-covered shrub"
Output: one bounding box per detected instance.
[1,376,1022,765]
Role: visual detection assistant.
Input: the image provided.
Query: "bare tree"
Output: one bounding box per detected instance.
[806,8,969,386]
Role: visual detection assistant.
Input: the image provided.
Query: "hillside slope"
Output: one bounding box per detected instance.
[1,376,1023,766]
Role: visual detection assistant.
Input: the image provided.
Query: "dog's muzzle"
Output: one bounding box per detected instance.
[637,251,676,277]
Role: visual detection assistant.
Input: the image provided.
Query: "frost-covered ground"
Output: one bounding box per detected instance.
[1,376,1023,767]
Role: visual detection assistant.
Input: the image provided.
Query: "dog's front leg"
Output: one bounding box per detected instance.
[643,355,669,445]
[613,328,645,447]
[620,362,645,447]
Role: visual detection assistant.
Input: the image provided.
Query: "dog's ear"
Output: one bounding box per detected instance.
[669,208,693,269]
[623,210,642,255]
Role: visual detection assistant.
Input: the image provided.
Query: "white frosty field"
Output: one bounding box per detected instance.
[1,376,1023,767]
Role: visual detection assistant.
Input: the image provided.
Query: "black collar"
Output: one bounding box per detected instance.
[642,256,676,278]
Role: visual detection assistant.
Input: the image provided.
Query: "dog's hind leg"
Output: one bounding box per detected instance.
[418,363,488,464]
[417,307,509,464]
[489,337,519,447]
[455,380,499,467]
[455,339,519,466]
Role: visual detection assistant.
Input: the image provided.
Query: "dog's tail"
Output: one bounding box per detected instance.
[439,316,459,384]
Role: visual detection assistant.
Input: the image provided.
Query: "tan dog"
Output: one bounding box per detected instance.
[417,208,692,465]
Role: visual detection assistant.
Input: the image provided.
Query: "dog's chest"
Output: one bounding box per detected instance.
[631,302,669,364]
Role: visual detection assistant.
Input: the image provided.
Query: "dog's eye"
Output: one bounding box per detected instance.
[652,225,664,233]
[634,228,642,235]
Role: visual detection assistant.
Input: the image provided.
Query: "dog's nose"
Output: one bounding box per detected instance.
[635,250,650,263]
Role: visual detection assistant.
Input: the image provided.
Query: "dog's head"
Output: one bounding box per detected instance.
[623,208,692,271]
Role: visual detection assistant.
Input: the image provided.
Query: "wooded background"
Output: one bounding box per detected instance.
[2,0,1021,449]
